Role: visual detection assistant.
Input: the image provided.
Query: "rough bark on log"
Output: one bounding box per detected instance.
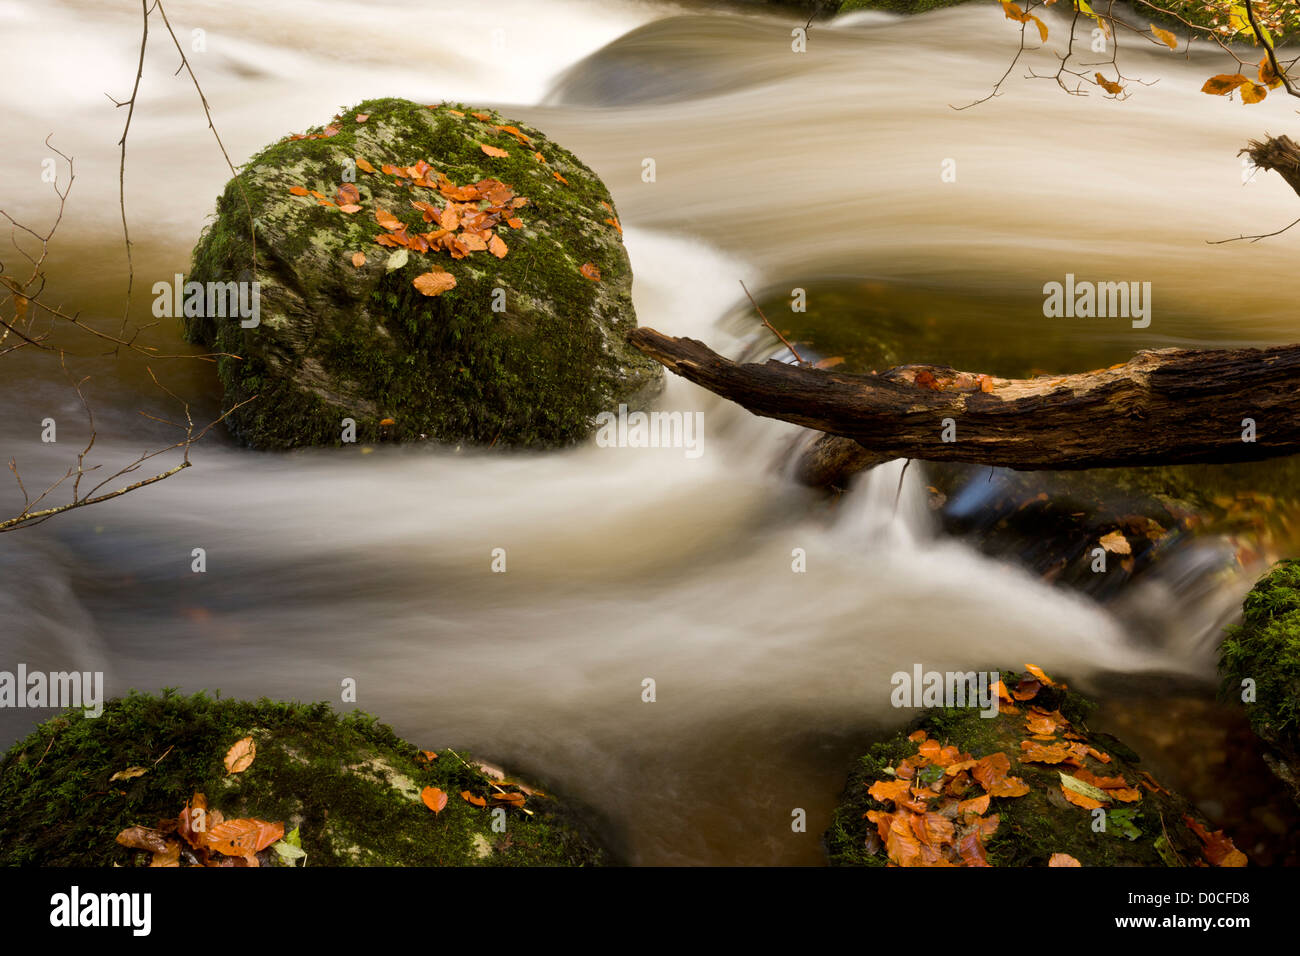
[1244,135,1300,198]
[628,328,1300,472]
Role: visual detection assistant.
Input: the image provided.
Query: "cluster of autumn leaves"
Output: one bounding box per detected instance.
[113,736,292,868]
[415,749,538,816]
[283,105,608,300]
[1001,0,1288,103]
[863,665,1247,867]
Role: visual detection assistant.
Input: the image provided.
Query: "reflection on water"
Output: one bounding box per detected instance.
[1,0,1293,863]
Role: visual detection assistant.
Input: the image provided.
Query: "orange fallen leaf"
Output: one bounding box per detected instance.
[488,234,508,259]
[580,262,601,281]
[1049,852,1081,866]
[224,736,256,774]
[355,112,369,122]
[288,185,308,196]
[1023,663,1054,686]
[375,208,403,231]
[205,818,284,858]
[1184,816,1247,867]
[379,417,396,426]
[868,779,912,804]
[421,786,449,813]
[461,790,487,807]
[972,752,1030,798]
[355,157,377,174]
[413,270,456,297]
[552,171,569,185]
[351,251,366,267]
[480,144,509,158]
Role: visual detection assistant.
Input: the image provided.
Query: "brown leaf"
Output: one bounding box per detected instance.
[488,234,508,259]
[580,262,601,282]
[1049,852,1082,866]
[552,171,569,185]
[224,736,256,774]
[1022,663,1055,686]
[351,251,366,267]
[868,779,912,804]
[116,825,170,854]
[110,766,148,782]
[150,839,181,867]
[1202,73,1250,96]
[413,270,457,297]
[1240,82,1268,104]
[336,183,361,206]
[288,185,308,196]
[1095,73,1124,95]
[480,144,509,158]
[421,786,449,814]
[375,208,404,231]
[206,818,284,857]
[354,112,369,122]
[972,752,1030,798]
[1151,25,1177,50]
[355,157,377,174]
[461,790,487,807]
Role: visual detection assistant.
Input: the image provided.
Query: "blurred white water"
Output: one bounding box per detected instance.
[0,0,1271,863]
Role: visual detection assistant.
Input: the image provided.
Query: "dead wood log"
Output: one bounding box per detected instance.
[628,328,1300,474]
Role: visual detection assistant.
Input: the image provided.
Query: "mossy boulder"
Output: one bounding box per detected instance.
[825,670,1246,866]
[185,96,661,450]
[0,692,607,866]
[1220,559,1300,805]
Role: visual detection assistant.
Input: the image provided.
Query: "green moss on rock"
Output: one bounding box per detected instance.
[826,671,1230,866]
[1220,559,1300,803]
[186,97,661,450]
[0,691,608,866]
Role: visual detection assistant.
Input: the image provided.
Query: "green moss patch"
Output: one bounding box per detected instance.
[1220,559,1300,803]
[0,691,607,867]
[187,97,661,450]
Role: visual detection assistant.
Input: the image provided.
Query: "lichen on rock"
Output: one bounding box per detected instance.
[186,97,661,450]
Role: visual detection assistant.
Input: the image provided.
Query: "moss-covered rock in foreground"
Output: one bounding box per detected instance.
[1220,559,1300,805]
[0,692,607,866]
[825,672,1243,866]
[186,96,661,450]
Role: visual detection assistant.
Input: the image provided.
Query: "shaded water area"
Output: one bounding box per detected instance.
[1,0,1298,863]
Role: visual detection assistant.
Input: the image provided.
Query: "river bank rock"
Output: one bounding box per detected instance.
[185,97,661,450]
[0,692,607,866]
[825,667,1248,866]
[1219,559,1300,806]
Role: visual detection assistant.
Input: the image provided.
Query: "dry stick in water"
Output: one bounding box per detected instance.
[739,279,806,366]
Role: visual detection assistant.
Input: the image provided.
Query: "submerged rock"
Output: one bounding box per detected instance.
[185,97,661,450]
[0,692,607,866]
[825,669,1247,866]
[1220,559,1300,806]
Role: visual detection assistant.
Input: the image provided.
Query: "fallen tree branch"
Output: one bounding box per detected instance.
[628,328,1300,472]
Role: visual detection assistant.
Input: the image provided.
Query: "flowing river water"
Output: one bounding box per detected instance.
[1,0,1298,864]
